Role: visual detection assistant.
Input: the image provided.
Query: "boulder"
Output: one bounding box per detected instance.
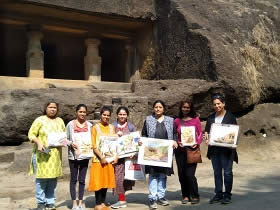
[238,103,280,138]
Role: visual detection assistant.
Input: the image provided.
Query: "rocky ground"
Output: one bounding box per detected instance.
[1,136,280,210]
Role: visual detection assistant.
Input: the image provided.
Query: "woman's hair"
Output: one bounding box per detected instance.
[100,106,112,116]
[116,106,129,116]
[153,99,166,110]
[43,101,59,115]
[178,100,197,118]
[211,94,225,103]
[76,104,87,112]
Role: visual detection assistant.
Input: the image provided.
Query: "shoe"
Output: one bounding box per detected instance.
[221,196,232,204]
[78,206,85,210]
[111,201,127,209]
[149,200,157,209]
[191,198,200,204]
[157,198,169,206]
[71,207,78,210]
[45,204,56,210]
[37,204,46,210]
[209,194,223,204]
[181,197,189,204]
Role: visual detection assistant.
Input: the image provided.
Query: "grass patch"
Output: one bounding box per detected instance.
[240,17,280,103]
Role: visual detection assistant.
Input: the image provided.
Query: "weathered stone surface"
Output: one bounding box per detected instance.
[145,0,280,111]
[238,103,280,138]
[133,79,221,118]
[21,0,156,20]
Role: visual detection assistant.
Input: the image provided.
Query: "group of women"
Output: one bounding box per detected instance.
[28,94,238,210]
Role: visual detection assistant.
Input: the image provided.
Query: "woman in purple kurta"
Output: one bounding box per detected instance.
[174,100,203,205]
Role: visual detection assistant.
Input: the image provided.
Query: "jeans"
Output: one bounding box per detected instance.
[36,178,57,205]
[211,150,233,197]
[33,153,57,205]
[148,173,167,201]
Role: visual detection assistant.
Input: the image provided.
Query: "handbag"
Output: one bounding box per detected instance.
[186,146,202,164]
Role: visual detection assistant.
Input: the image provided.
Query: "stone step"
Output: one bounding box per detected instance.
[0,76,133,92]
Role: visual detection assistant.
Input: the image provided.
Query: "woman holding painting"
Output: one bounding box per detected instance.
[204,94,238,205]
[174,99,203,205]
[141,100,177,210]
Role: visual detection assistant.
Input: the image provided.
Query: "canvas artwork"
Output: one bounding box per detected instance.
[118,131,141,158]
[98,135,118,163]
[73,132,94,160]
[47,132,69,147]
[181,126,196,146]
[137,137,174,168]
[209,123,239,148]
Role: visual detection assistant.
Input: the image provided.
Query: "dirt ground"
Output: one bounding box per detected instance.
[1,136,280,210]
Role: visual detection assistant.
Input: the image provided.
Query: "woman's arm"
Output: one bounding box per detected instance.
[28,117,44,151]
[195,117,203,145]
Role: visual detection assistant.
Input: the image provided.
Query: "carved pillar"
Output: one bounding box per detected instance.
[26,25,44,78]
[124,40,133,82]
[84,38,101,81]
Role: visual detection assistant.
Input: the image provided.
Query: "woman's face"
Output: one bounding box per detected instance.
[181,102,191,116]
[100,110,111,125]
[117,109,128,124]
[46,103,57,118]
[76,107,87,121]
[213,99,225,113]
[153,102,164,117]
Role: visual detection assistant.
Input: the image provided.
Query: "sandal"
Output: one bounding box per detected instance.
[181,197,189,204]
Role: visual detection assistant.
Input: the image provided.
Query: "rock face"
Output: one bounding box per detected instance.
[149,0,280,111]
[22,0,156,20]
[238,103,280,138]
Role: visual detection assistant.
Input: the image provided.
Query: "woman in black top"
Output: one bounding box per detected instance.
[204,94,238,205]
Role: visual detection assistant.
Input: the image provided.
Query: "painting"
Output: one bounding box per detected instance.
[209,123,239,148]
[118,131,141,158]
[181,126,196,146]
[98,135,118,163]
[137,137,174,168]
[73,132,94,160]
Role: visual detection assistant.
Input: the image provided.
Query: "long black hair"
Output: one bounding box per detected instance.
[76,104,88,112]
[178,99,197,118]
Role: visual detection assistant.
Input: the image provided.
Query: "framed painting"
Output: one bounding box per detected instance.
[73,132,94,160]
[118,131,141,158]
[98,135,118,163]
[137,137,174,168]
[181,126,196,146]
[209,123,239,148]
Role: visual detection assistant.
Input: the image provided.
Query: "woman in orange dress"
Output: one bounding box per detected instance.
[88,106,117,210]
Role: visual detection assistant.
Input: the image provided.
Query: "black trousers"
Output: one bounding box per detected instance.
[95,188,107,205]
[175,148,199,199]
[69,159,89,200]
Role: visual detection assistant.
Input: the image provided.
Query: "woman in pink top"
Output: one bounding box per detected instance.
[174,99,203,205]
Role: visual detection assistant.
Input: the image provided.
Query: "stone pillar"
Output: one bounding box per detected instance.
[124,40,133,82]
[84,38,102,81]
[26,25,44,78]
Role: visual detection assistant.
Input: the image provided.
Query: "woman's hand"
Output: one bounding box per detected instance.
[203,132,209,145]
[36,141,44,152]
[72,143,78,150]
[112,157,118,165]
[178,142,184,148]
[138,140,143,146]
[173,141,178,149]
[192,144,198,149]
[117,131,123,137]
[100,157,108,165]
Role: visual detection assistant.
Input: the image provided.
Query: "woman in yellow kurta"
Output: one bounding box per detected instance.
[28,102,65,210]
[89,106,117,210]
